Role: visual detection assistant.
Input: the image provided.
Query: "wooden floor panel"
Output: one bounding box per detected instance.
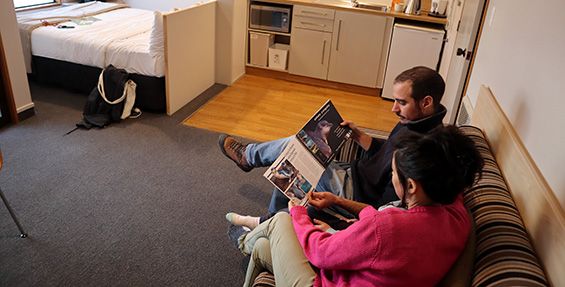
[183,74,398,142]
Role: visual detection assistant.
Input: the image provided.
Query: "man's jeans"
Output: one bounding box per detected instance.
[246,136,349,213]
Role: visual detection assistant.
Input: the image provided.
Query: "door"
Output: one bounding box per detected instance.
[441,0,487,124]
[327,11,388,88]
[288,28,332,80]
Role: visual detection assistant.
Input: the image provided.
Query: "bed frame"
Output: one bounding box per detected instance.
[471,85,565,287]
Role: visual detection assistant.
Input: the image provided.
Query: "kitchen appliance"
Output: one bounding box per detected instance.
[429,0,448,17]
[382,24,445,99]
[249,2,292,33]
[404,0,420,14]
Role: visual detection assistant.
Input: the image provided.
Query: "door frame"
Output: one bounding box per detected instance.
[442,0,489,124]
[0,31,19,126]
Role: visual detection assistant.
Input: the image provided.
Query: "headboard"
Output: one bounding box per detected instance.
[471,85,565,287]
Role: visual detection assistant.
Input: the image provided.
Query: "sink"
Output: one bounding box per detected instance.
[353,2,388,11]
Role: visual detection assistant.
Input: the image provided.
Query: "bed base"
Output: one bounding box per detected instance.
[32,56,166,113]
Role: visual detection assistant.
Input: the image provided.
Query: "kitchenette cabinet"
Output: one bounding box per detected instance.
[289,28,332,79]
[327,11,392,88]
[288,6,392,88]
[288,5,335,80]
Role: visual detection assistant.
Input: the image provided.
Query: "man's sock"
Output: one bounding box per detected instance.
[226,212,260,229]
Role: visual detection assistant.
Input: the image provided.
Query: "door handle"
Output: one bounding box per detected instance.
[336,20,342,51]
[456,48,473,60]
[321,40,327,65]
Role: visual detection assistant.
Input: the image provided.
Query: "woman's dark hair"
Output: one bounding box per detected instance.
[393,125,484,204]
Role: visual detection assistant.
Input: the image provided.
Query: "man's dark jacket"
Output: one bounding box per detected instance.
[351,105,447,208]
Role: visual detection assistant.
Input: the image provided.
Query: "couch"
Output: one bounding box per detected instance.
[251,126,550,287]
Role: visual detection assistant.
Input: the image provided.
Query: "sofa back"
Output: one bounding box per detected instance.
[461,126,548,287]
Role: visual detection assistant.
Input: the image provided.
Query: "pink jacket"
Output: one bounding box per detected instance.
[290,196,471,287]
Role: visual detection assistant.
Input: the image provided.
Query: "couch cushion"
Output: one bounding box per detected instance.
[460,126,549,287]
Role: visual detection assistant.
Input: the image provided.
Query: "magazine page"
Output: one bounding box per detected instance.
[263,138,325,206]
[296,100,352,167]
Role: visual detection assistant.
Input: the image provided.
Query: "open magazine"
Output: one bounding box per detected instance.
[263,100,352,206]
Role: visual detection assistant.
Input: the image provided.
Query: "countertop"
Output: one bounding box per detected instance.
[261,0,448,25]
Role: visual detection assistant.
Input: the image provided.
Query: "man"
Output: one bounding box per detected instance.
[219,66,447,225]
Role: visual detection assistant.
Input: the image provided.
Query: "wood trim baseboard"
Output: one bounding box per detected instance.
[17,106,35,121]
[245,67,382,97]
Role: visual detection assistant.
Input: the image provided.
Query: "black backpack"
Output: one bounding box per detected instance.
[76,65,135,129]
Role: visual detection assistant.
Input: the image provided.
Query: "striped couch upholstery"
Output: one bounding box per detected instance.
[252,126,549,287]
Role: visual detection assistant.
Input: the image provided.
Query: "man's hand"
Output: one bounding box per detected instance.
[313,219,331,231]
[341,120,372,151]
[308,192,339,210]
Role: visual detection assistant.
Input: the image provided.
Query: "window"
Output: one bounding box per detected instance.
[13,0,58,9]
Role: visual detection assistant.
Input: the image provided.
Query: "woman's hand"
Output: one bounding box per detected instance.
[308,192,339,210]
[287,197,302,212]
[313,219,331,231]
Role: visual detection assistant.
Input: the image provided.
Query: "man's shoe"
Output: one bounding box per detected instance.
[227,224,248,249]
[218,134,253,172]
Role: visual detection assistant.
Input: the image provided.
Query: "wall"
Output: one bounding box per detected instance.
[0,1,34,114]
[466,0,565,207]
[215,0,246,85]
[121,0,204,11]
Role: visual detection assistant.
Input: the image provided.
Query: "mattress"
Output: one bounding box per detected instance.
[105,30,165,77]
[30,7,163,76]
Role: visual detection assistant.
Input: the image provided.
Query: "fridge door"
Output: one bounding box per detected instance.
[382,24,445,99]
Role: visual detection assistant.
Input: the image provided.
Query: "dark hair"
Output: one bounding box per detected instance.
[394,66,445,109]
[393,125,484,204]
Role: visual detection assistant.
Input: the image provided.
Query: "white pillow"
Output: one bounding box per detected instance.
[149,11,164,58]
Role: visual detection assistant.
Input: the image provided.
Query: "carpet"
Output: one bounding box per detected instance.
[183,75,397,142]
[0,81,272,286]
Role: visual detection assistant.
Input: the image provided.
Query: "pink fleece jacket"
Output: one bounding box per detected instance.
[290,196,471,287]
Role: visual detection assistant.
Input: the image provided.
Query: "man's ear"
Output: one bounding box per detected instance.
[420,95,434,111]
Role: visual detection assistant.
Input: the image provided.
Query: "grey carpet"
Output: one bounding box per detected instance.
[0,82,274,286]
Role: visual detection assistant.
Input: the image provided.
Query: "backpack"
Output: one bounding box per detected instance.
[76,65,139,130]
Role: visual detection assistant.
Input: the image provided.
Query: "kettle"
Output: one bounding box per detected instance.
[404,0,420,14]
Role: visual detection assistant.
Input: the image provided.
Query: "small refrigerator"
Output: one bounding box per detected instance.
[382,24,445,99]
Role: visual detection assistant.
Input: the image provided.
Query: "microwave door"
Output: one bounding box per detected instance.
[250,5,289,33]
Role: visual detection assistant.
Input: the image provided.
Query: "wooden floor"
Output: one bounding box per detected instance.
[183,74,398,142]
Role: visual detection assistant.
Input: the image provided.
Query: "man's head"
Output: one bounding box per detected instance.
[390,66,445,124]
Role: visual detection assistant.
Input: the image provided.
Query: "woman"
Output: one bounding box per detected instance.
[231,126,483,287]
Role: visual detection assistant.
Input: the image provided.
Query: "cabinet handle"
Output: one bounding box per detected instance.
[300,21,326,28]
[321,40,327,65]
[302,10,328,16]
[336,20,342,51]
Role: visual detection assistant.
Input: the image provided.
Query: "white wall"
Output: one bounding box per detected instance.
[215,0,246,85]
[0,0,34,114]
[466,0,565,207]
[121,0,204,11]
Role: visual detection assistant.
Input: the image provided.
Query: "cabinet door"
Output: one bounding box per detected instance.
[328,11,389,88]
[288,28,332,80]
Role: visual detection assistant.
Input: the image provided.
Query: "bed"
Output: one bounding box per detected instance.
[17,1,215,114]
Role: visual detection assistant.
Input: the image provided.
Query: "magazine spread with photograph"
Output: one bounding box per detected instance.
[263,100,352,206]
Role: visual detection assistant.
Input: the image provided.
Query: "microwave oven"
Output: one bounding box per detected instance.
[249,2,291,33]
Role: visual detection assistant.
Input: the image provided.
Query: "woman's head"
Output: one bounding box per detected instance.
[392,125,484,205]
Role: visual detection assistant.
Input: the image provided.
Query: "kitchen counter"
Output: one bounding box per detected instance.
[261,0,448,25]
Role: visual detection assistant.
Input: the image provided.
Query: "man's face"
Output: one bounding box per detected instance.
[391,81,425,124]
